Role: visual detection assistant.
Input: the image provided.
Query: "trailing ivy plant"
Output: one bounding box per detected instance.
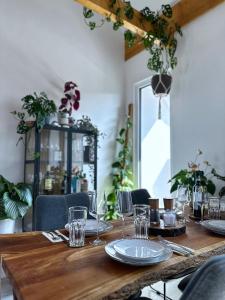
[82,1,182,74]
[105,116,134,220]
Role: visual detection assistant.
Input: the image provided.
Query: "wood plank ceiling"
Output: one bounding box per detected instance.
[75,0,225,60]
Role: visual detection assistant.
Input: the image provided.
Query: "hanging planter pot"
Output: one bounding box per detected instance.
[151,74,172,96]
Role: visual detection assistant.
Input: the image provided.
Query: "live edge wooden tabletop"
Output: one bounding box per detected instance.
[1,220,225,300]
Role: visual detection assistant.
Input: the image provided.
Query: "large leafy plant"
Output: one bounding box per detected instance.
[83,2,182,74]
[105,116,134,220]
[0,175,32,220]
[169,150,216,196]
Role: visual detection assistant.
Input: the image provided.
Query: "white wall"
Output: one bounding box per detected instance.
[0,0,125,192]
[125,2,225,194]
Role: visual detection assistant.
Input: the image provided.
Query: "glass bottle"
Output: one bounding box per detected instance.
[61,172,67,195]
[193,175,204,219]
[81,173,88,193]
[44,165,53,194]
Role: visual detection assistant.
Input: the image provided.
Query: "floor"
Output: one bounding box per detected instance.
[0,276,183,300]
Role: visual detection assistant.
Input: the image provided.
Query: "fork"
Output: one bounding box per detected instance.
[46,231,61,241]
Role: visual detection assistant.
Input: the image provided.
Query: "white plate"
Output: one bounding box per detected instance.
[114,239,164,261]
[65,219,113,236]
[201,220,225,235]
[105,240,172,266]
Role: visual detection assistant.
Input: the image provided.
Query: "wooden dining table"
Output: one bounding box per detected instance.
[1,219,225,300]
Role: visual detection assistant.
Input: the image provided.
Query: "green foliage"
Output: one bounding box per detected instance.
[0,175,32,220]
[105,116,134,220]
[169,150,216,196]
[211,169,225,197]
[82,2,182,74]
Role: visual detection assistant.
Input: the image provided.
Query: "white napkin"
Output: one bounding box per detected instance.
[42,231,63,243]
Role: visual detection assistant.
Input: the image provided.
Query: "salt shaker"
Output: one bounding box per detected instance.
[163,198,176,227]
[149,198,160,225]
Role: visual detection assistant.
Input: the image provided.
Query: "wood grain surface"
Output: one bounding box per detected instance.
[2,220,225,300]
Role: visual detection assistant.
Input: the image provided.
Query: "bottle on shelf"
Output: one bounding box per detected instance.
[81,173,88,193]
[44,165,53,194]
[61,172,67,195]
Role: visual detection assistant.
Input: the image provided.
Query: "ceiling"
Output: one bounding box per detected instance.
[130,0,178,11]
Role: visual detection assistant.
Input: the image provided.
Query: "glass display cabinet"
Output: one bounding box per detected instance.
[23,125,97,230]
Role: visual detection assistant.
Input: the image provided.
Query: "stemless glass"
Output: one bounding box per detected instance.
[116,191,133,238]
[89,191,107,246]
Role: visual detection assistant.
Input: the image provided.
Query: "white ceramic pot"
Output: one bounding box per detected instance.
[0,219,22,234]
[58,112,70,127]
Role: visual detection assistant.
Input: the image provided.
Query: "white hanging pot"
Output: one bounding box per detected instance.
[151,74,172,96]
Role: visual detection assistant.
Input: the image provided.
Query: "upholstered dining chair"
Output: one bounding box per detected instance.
[180,255,225,300]
[131,189,151,205]
[33,193,93,231]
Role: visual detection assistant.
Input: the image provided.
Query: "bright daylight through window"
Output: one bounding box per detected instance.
[137,83,171,204]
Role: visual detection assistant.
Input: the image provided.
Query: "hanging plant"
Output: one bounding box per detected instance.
[59,81,81,116]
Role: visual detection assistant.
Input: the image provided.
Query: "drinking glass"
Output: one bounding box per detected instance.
[116,191,133,238]
[208,196,220,219]
[89,191,107,246]
[176,185,190,223]
[68,206,87,248]
[133,204,150,239]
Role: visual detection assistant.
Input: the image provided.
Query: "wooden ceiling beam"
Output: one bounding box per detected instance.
[75,0,151,37]
[125,0,225,60]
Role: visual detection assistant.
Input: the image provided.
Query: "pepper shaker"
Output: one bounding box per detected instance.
[149,198,160,225]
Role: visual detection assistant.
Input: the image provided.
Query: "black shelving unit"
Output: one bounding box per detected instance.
[23,124,97,231]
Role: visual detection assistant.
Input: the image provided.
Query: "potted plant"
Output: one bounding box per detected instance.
[0,175,32,233]
[105,116,134,221]
[58,81,81,127]
[83,3,182,96]
[169,150,216,198]
[12,92,57,144]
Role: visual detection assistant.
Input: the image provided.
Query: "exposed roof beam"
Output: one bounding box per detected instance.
[125,0,225,60]
[75,0,152,37]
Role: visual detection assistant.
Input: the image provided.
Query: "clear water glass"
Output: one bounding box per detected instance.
[116,191,133,238]
[208,197,220,219]
[133,204,150,239]
[68,206,87,248]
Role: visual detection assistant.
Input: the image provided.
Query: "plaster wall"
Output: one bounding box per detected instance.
[0,0,124,193]
[125,2,225,194]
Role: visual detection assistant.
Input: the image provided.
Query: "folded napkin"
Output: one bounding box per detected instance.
[42,231,63,243]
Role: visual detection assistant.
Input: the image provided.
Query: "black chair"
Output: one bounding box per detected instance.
[180,255,225,300]
[131,189,151,205]
[33,193,93,231]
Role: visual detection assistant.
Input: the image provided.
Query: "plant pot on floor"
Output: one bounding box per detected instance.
[151,74,172,96]
[0,219,22,234]
[58,112,70,127]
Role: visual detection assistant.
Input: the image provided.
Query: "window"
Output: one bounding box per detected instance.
[134,79,171,202]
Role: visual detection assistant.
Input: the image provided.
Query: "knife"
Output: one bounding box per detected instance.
[54,230,69,241]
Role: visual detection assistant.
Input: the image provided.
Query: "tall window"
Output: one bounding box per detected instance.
[135,80,171,201]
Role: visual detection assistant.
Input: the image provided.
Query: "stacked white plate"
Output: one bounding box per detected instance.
[65,220,113,236]
[105,239,172,266]
[201,220,225,235]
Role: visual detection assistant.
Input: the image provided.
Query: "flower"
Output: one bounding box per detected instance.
[59,81,81,115]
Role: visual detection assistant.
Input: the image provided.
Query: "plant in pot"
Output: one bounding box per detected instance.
[105,116,134,221]
[58,81,81,127]
[0,175,32,233]
[169,150,216,202]
[11,92,57,144]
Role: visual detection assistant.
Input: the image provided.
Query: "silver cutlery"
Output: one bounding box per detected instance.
[53,230,69,241]
[46,231,61,241]
[158,236,195,256]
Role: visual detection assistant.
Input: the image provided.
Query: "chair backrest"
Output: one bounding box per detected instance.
[34,195,67,231]
[131,189,150,205]
[180,255,225,300]
[65,193,94,219]
[34,193,93,231]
